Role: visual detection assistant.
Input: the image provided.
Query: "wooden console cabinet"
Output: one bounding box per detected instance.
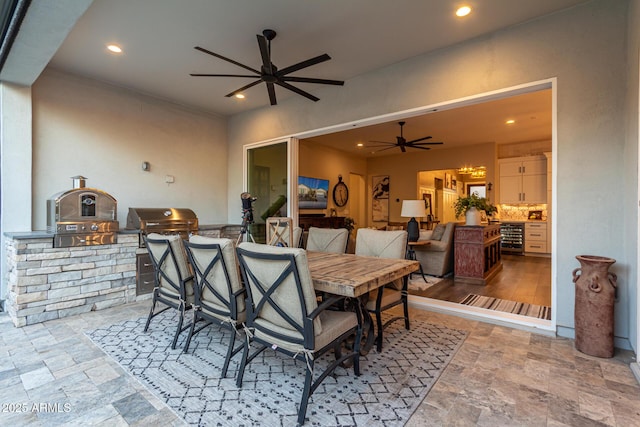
[298,216,345,230]
[454,224,503,285]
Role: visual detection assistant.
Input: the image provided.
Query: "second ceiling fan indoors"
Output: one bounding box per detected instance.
[368,121,444,153]
[191,29,344,105]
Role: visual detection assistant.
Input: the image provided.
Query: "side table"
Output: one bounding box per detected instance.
[406,241,430,283]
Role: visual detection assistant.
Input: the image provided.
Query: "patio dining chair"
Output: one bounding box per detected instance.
[266,217,302,247]
[183,235,245,377]
[235,242,361,425]
[355,228,409,352]
[143,233,195,349]
[305,226,349,253]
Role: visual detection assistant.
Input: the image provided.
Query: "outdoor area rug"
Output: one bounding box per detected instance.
[460,294,551,320]
[86,310,467,426]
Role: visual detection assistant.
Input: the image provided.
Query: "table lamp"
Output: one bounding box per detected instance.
[401,200,426,242]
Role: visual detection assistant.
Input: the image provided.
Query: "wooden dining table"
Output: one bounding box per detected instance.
[306,251,419,353]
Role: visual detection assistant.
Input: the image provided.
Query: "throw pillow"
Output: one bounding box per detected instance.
[430,224,446,241]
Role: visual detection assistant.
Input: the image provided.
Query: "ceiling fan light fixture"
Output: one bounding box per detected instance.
[456,6,472,17]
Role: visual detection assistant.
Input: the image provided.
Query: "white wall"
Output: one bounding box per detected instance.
[31,69,228,228]
[626,0,640,353]
[227,1,634,344]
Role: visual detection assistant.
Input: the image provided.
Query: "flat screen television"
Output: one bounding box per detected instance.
[298,176,329,209]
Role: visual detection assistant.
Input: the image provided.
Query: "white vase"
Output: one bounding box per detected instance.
[465,207,481,225]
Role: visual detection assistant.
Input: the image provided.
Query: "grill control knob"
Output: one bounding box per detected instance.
[90,224,99,231]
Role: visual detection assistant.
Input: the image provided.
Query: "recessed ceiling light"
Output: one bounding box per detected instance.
[357,143,364,147]
[235,93,245,99]
[456,6,472,17]
[505,119,516,124]
[106,44,122,53]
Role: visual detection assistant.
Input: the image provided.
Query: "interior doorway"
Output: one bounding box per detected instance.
[292,80,556,330]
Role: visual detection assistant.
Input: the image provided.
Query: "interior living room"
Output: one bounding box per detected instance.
[1,1,639,425]
[297,88,553,316]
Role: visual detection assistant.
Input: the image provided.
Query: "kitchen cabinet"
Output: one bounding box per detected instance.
[499,156,547,203]
[525,222,548,254]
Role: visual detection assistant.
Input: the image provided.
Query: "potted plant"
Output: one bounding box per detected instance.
[453,194,497,225]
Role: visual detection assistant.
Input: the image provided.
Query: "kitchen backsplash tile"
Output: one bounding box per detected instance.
[497,204,547,221]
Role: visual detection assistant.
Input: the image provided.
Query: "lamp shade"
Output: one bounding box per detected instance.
[401,200,426,218]
[401,200,425,242]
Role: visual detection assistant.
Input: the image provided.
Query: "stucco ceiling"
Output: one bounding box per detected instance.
[3,0,576,154]
[42,0,584,117]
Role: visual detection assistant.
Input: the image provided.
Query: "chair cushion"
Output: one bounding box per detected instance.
[430,224,446,241]
[238,242,321,335]
[355,229,407,259]
[188,235,246,316]
[306,227,349,253]
[146,233,194,301]
[255,310,356,353]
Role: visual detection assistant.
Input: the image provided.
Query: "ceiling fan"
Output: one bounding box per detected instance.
[368,121,444,153]
[190,29,344,105]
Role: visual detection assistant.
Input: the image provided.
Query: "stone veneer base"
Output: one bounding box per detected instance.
[5,233,149,327]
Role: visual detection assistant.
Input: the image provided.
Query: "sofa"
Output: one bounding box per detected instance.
[412,222,457,277]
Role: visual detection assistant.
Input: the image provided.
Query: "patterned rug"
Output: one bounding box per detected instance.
[459,294,551,320]
[86,310,467,426]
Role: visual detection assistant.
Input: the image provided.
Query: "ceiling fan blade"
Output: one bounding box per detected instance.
[266,82,277,105]
[409,146,432,151]
[257,34,273,75]
[194,46,260,74]
[407,136,432,144]
[277,54,331,76]
[400,145,406,153]
[374,146,401,153]
[275,81,320,102]
[281,76,344,86]
[191,73,259,78]
[412,141,444,146]
[224,79,263,98]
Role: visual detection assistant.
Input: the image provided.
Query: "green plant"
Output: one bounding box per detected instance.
[453,194,497,218]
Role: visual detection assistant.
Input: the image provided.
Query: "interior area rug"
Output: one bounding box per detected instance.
[86,310,467,426]
[407,274,444,291]
[459,294,551,320]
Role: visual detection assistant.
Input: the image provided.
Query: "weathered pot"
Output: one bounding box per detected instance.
[465,207,481,225]
[572,255,617,358]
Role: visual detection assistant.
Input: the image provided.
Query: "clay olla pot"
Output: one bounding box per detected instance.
[572,255,617,358]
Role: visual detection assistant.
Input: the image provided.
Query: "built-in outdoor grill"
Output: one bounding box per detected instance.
[47,176,119,248]
[125,207,199,247]
[126,207,199,296]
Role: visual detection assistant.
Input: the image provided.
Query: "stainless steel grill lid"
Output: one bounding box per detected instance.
[126,208,198,232]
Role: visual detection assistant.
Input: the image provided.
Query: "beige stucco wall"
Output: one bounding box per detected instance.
[227,0,633,345]
[31,69,229,227]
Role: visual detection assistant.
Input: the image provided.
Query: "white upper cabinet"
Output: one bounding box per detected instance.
[499,156,547,204]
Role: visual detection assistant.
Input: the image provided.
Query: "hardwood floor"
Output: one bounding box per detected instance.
[410,254,552,307]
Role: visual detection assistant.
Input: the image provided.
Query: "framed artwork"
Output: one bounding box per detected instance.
[372,175,389,222]
[422,193,433,216]
[444,173,452,189]
[451,179,457,191]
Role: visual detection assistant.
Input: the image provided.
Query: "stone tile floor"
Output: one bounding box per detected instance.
[0,301,638,426]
